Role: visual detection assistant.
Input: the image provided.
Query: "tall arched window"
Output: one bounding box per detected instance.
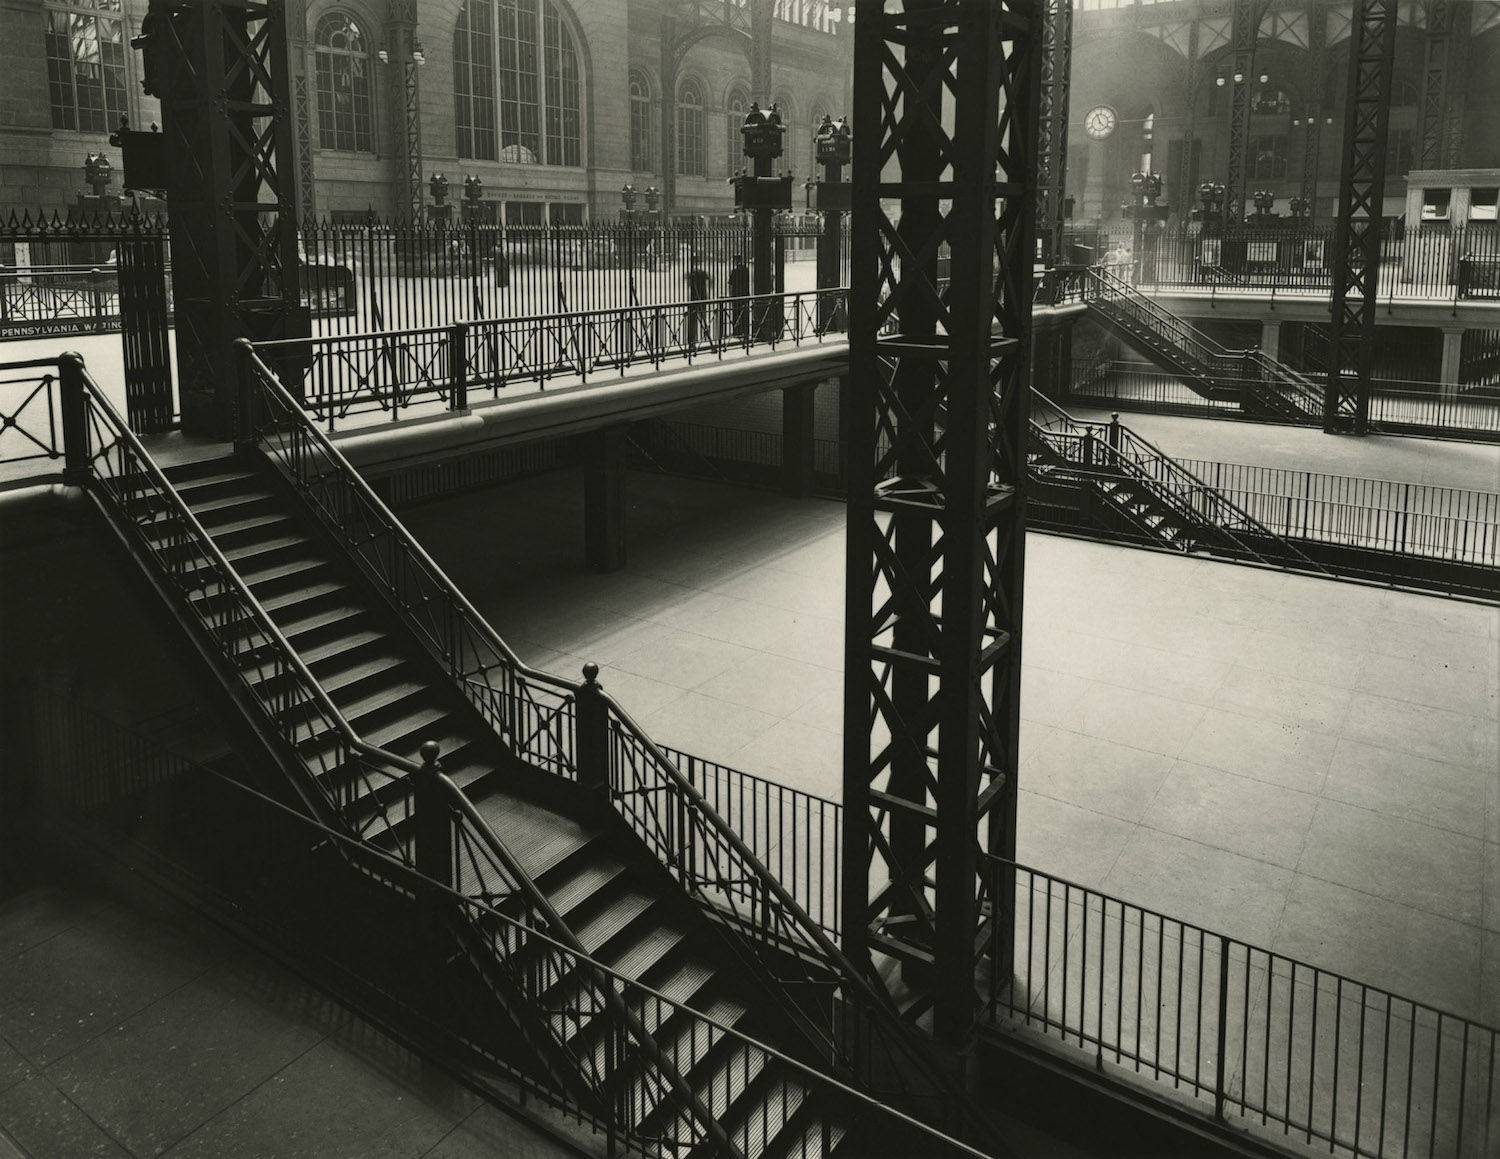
[454,0,583,166]
[773,93,798,176]
[44,0,128,132]
[725,85,750,177]
[314,11,373,152]
[677,78,705,176]
[629,69,654,172]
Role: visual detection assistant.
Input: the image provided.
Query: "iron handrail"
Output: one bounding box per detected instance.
[236,340,1009,1153]
[34,691,992,1159]
[65,354,738,1153]
[58,356,422,831]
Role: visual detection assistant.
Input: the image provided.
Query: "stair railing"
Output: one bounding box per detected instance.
[236,340,1014,1153]
[58,354,738,1155]
[1083,267,1321,420]
[1029,388,1331,575]
[54,354,423,848]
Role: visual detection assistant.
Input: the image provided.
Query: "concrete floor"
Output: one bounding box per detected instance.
[0,879,590,1159]
[400,465,1499,1033]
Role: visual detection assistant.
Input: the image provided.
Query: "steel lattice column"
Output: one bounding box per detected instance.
[1223,0,1265,227]
[1325,0,1398,435]
[138,0,306,438]
[843,0,1038,1053]
[1036,0,1071,265]
[1420,1,1469,169]
[388,0,423,220]
[1298,4,1326,226]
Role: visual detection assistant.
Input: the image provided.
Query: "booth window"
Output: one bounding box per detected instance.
[1421,188,1452,221]
[1471,188,1498,223]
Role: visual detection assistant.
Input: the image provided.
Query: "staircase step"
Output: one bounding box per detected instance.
[571,887,658,956]
[220,531,317,565]
[475,792,598,881]
[544,853,631,918]
[728,1072,815,1159]
[763,1094,845,1159]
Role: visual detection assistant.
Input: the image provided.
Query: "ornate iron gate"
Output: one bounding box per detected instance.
[116,225,174,433]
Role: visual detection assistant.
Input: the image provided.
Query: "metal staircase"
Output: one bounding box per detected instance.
[1027,390,1330,574]
[55,351,1004,1159]
[1079,267,1322,422]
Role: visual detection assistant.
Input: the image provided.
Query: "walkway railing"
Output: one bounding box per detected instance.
[0,357,66,464]
[1170,459,1500,569]
[1065,361,1500,441]
[1086,223,1500,303]
[0,264,124,337]
[251,287,850,434]
[988,859,1498,1159]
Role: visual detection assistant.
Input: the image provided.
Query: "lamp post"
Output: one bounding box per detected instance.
[462,174,484,221]
[809,113,851,332]
[428,172,451,226]
[1127,169,1166,283]
[1251,189,1276,221]
[77,151,121,216]
[734,101,792,340]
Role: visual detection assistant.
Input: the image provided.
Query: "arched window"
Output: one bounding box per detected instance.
[773,93,798,175]
[314,11,373,152]
[454,0,583,166]
[677,78,705,176]
[44,0,128,132]
[629,69,654,172]
[726,85,750,177]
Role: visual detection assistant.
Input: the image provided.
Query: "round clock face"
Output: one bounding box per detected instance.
[1084,105,1118,140]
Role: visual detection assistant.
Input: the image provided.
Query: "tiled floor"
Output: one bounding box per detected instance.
[401,466,1499,1031]
[0,878,592,1158]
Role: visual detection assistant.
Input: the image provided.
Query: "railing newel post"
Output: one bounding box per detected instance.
[1215,932,1230,1122]
[577,662,609,795]
[58,351,90,482]
[414,741,453,889]
[449,321,469,412]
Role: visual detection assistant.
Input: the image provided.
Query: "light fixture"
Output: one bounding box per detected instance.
[1259,72,1269,85]
[377,47,389,64]
[1233,71,1245,84]
[1216,76,1226,87]
[412,41,425,66]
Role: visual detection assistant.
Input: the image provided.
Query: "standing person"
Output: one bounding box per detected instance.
[686,254,710,346]
[727,253,750,338]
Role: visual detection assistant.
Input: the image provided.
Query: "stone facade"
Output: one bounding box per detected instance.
[0,0,854,223]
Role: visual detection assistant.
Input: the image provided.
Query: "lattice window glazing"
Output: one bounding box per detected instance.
[314,12,373,152]
[629,69,654,172]
[45,1,128,134]
[1249,134,1288,180]
[726,86,749,177]
[455,0,498,160]
[455,0,580,165]
[677,79,705,176]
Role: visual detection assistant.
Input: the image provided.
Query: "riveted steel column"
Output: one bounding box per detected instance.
[1036,0,1072,265]
[1326,0,1398,435]
[1299,4,1327,226]
[1224,0,1266,228]
[843,0,1038,1053]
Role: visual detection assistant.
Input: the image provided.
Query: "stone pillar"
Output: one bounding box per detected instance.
[1260,319,1281,362]
[1439,327,1464,400]
[782,381,817,498]
[583,426,627,572]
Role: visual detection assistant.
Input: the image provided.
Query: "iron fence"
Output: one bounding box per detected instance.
[251,287,850,433]
[1,211,847,341]
[1065,361,1500,440]
[1087,223,1500,300]
[1170,460,1500,567]
[989,859,1498,1159]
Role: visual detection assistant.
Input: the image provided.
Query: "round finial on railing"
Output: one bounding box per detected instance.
[419,740,442,767]
[582,661,600,684]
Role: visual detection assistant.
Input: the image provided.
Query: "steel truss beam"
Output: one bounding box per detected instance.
[1036,0,1071,265]
[1326,0,1397,435]
[1224,0,1266,229]
[843,0,1038,1053]
[140,0,305,437]
[1298,4,1326,226]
